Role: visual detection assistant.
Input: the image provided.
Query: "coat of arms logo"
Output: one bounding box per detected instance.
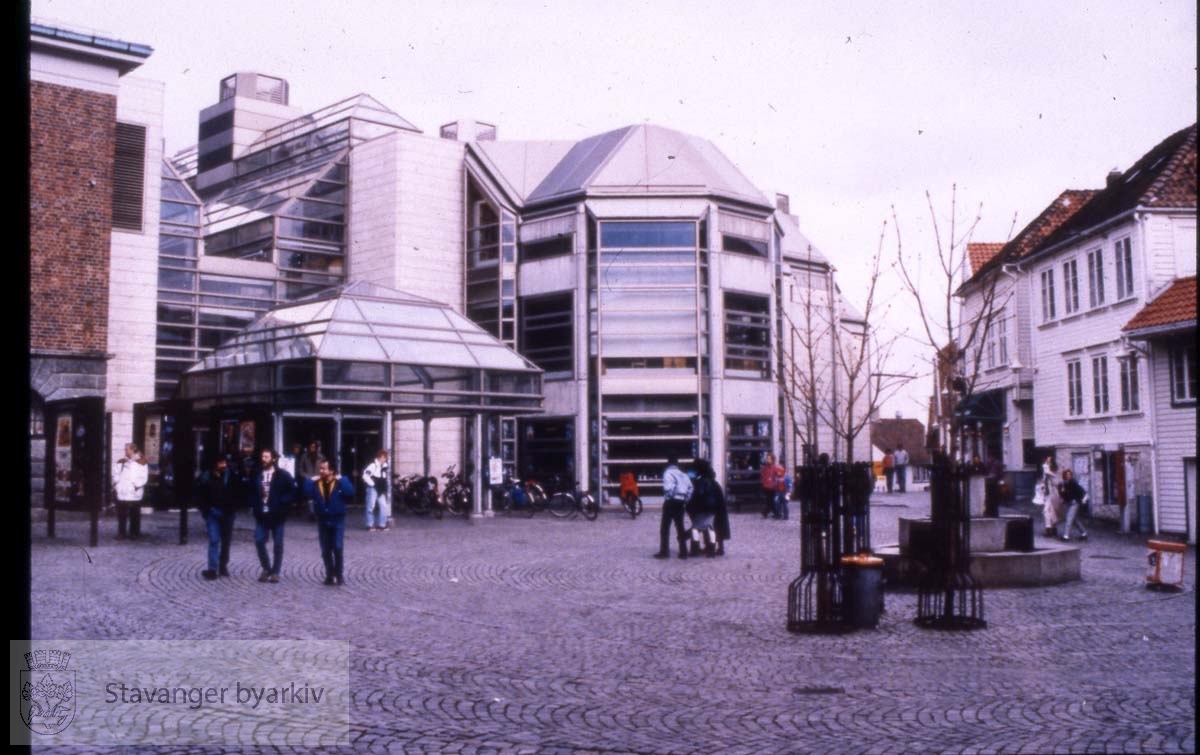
[20,649,76,735]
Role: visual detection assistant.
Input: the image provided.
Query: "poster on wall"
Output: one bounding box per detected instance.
[54,414,73,503]
[144,415,162,465]
[221,420,239,457]
[239,421,256,455]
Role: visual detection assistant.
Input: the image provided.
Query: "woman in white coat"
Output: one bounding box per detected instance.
[1038,456,1064,537]
[112,442,149,539]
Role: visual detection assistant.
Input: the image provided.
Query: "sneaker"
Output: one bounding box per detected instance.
[201,569,218,581]
[1061,536,1070,542]
[267,574,280,583]
[324,575,335,585]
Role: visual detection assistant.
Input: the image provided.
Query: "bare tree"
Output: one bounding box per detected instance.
[892,184,1016,461]
[779,230,913,466]
[778,247,836,467]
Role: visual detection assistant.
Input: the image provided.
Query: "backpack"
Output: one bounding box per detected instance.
[689,477,722,516]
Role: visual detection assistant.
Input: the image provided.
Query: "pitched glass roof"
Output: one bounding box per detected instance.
[181,281,543,416]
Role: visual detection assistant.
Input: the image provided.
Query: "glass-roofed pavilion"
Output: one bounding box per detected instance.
[135,281,542,525]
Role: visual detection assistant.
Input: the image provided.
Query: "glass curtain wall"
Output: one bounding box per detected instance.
[591,219,709,499]
[155,162,204,399]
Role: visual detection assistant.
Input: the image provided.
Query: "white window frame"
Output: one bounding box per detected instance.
[1119,356,1140,412]
[1092,355,1109,414]
[1087,247,1105,308]
[1040,269,1057,322]
[1115,237,1135,300]
[1171,343,1197,404]
[1063,259,1080,315]
[1067,359,1083,416]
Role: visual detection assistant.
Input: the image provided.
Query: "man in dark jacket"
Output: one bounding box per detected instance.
[304,459,355,585]
[248,447,298,583]
[198,454,245,580]
[1057,468,1089,542]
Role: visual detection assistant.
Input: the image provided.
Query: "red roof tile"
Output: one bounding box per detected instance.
[1122,277,1197,333]
[967,243,1004,275]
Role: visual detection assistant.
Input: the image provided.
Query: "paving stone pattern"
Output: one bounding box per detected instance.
[29,493,1196,754]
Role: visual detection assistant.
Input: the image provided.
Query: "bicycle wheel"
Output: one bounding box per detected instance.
[628,495,643,517]
[451,488,472,518]
[526,485,547,514]
[622,493,643,518]
[581,492,599,521]
[548,491,575,518]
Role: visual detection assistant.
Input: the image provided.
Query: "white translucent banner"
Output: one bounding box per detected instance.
[10,640,349,747]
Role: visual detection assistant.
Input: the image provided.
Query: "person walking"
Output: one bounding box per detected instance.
[893,444,910,493]
[197,454,245,580]
[112,442,149,540]
[687,458,724,558]
[248,447,298,583]
[654,456,692,560]
[1057,468,1089,542]
[882,449,895,493]
[362,449,391,531]
[1039,456,1064,537]
[760,453,785,519]
[306,459,354,585]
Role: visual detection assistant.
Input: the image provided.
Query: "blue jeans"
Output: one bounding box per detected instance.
[318,517,346,578]
[365,488,391,529]
[774,492,790,519]
[205,509,235,572]
[254,517,286,575]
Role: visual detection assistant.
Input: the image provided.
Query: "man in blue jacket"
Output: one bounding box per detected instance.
[249,447,298,584]
[305,459,355,585]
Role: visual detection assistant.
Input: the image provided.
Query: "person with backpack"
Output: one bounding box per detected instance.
[686,458,726,558]
[654,456,692,560]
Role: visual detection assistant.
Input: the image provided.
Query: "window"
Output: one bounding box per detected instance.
[725,292,771,378]
[1066,360,1083,416]
[1119,357,1140,412]
[520,292,573,377]
[1063,259,1080,314]
[113,122,147,231]
[722,234,769,257]
[1040,269,1057,321]
[983,316,1009,369]
[1092,355,1109,414]
[1115,237,1135,300]
[1087,248,1105,307]
[1170,343,1197,403]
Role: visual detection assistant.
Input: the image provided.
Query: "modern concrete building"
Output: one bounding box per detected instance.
[151,73,864,508]
[29,21,869,519]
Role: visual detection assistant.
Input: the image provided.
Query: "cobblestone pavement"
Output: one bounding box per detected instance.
[26,491,1196,754]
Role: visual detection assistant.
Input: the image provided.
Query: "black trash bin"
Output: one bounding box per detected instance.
[840,554,885,629]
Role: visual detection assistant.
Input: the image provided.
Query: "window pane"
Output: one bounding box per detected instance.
[600,222,695,248]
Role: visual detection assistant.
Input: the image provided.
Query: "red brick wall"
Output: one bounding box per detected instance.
[29,80,115,354]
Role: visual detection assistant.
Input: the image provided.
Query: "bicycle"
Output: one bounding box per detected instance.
[618,471,643,518]
[545,476,599,521]
[439,464,472,519]
[492,474,547,517]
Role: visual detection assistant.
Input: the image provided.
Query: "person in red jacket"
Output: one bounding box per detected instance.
[760,453,786,519]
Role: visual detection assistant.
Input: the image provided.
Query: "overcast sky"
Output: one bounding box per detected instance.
[29,0,1198,422]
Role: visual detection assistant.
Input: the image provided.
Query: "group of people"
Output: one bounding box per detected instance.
[655,456,732,559]
[1033,455,1089,542]
[192,444,393,586]
[879,444,910,494]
